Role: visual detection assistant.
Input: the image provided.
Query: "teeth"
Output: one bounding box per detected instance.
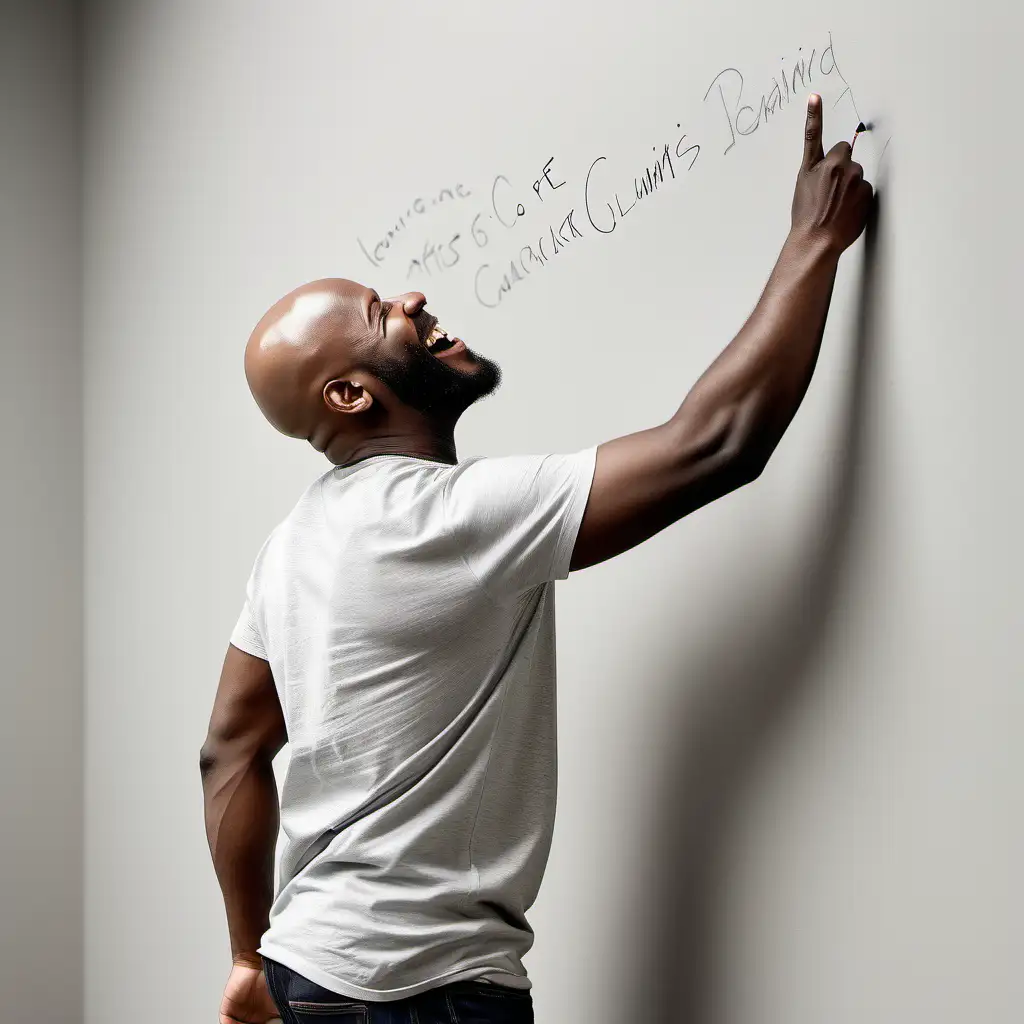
[427,324,448,350]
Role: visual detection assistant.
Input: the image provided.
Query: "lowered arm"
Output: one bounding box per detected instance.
[200,643,287,967]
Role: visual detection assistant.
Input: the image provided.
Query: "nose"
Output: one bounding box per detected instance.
[386,291,427,316]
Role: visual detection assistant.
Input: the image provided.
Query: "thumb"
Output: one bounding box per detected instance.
[802,93,824,169]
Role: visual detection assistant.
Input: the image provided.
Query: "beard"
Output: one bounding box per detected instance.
[366,340,502,420]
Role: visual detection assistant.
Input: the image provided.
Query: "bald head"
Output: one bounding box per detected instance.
[242,276,503,465]
[244,278,367,439]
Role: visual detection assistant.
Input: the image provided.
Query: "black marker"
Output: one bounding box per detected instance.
[851,121,868,153]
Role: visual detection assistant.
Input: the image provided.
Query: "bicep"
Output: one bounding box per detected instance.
[569,413,755,573]
[202,643,287,760]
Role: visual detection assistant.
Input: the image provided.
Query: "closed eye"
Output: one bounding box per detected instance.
[377,300,392,335]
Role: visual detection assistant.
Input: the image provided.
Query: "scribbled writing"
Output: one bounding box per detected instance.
[357,183,472,268]
[352,31,875,310]
[704,33,851,155]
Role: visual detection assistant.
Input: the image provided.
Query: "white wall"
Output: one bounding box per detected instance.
[0,1,83,1020]
[82,4,1022,1023]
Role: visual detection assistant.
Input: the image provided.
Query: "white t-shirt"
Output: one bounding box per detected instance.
[229,447,598,1002]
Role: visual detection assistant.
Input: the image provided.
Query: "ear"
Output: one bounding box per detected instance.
[323,379,374,415]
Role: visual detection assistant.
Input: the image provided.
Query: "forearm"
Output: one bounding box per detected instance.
[675,229,841,473]
[200,749,279,963]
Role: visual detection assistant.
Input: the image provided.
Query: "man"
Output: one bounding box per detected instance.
[201,95,871,1024]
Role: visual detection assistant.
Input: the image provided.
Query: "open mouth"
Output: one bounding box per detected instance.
[412,309,463,357]
[425,323,458,354]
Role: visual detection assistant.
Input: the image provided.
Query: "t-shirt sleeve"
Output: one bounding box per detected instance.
[229,575,268,660]
[443,446,598,604]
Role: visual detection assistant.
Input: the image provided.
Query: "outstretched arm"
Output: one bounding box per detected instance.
[571,93,873,572]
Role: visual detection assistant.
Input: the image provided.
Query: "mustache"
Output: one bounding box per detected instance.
[410,308,439,345]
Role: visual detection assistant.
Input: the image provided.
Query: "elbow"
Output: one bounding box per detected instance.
[199,744,220,779]
[681,404,770,491]
[706,447,766,497]
[200,735,280,779]
[730,445,770,486]
[714,392,776,486]
[696,413,770,489]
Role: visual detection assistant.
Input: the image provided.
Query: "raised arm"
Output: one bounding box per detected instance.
[570,94,872,572]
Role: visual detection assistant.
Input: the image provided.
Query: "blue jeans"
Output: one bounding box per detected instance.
[262,956,535,1024]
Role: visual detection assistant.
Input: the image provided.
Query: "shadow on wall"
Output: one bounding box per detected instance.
[616,173,889,1024]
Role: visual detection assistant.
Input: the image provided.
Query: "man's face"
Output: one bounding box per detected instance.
[354,284,502,419]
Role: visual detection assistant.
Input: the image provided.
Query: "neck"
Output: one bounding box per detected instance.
[326,430,458,467]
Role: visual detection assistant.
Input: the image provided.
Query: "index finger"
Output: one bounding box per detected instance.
[803,93,824,168]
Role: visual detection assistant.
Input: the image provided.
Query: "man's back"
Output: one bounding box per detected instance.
[229,449,597,1002]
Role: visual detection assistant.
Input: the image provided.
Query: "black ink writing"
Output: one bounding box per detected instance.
[532,158,566,202]
[491,175,525,229]
[357,183,472,268]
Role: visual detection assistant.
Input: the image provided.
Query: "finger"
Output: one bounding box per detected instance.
[803,94,824,168]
